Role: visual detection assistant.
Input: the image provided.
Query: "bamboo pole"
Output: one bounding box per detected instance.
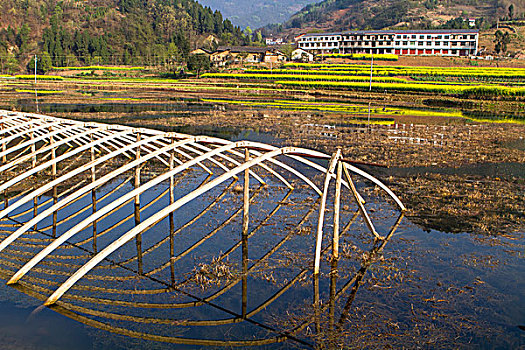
[90,133,98,253]
[169,138,175,286]
[332,160,342,260]
[50,126,57,238]
[1,118,6,164]
[242,148,249,318]
[342,163,383,240]
[313,272,320,334]
[135,132,142,274]
[329,259,338,332]
[313,149,341,275]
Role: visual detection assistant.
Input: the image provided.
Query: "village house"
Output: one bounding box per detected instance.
[189,48,212,56]
[265,37,284,45]
[291,48,314,62]
[210,46,287,66]
[263,50,287,63]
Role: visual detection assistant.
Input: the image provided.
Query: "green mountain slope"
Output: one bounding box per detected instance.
[275,0,523,33]
[0,0,247,72]
[197,0,322,28]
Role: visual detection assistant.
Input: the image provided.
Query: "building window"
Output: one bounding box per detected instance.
[395,41,400,45]
[403,41,408,45]
[411,35,416,39]
[418,42,424,46]
[435,41,440,46]
[444,35,449,39]
[410,41,415,45]
[427,35,432,39]
[419,35,424,39]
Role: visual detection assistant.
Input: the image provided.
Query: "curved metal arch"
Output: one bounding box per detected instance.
[43,144,339,305]
[0,120,64,151]
[0,133,171,253]
[0,126,115,175]
[0,112,406,348]
[0,117,55,138]
[8,139,280,285]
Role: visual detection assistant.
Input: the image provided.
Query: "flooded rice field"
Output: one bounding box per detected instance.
[0,86,523,349]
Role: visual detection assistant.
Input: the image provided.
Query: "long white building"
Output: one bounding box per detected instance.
[297,29,479,57]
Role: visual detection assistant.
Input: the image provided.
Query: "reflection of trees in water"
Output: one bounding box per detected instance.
[0,111,406,347]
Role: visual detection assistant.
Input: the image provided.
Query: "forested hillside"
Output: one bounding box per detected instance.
[0,0,248,73]
[197,0,321,28]
[270,0,524,35]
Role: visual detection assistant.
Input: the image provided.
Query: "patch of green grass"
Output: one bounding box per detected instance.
[275,80,525,97]
[201,72,406,83]
[15,75,64,81]
[53,66,146,71]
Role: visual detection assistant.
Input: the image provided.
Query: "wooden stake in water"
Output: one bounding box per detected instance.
[31,128,37,228]
[90,133,98,253]
[50,126,57,238]
[169,138,175,285]
[242,147,250,317]
[314,149,340,275]
[134,132,143,274]
[332,159,342,259]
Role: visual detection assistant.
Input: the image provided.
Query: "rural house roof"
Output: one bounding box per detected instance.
[216,46,268,54]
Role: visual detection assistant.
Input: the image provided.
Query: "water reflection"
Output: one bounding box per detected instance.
[0,113,407,348]
[0,91,523,348]
[0,184,405,348]
[0,210,404,348]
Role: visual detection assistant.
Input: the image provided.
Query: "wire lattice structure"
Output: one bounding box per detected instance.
[0,110,405,347]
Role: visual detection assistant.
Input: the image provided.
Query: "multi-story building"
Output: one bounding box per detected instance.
[297,29,479,57]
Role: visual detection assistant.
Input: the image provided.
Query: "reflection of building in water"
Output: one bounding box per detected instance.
[290,122,472,149]
[299,123,338,139]
[0,111,404,347]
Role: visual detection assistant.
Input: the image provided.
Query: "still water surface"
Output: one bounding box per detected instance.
[0,103,523,349]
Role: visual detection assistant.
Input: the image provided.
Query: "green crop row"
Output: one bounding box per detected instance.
[284,63,525,78]
[15,75,64,80]
[16,89,64,94]
[243,68,391,76]
[275,80,525,97]
[201,72,406,83]
[53,66,146,71]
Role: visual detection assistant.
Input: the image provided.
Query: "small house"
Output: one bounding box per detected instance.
[190,48,212,56]
[210,46,268,66]
[264,50,287,63]
[291,48,314,62]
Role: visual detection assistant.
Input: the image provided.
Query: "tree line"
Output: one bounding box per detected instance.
[0,0,250,73]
